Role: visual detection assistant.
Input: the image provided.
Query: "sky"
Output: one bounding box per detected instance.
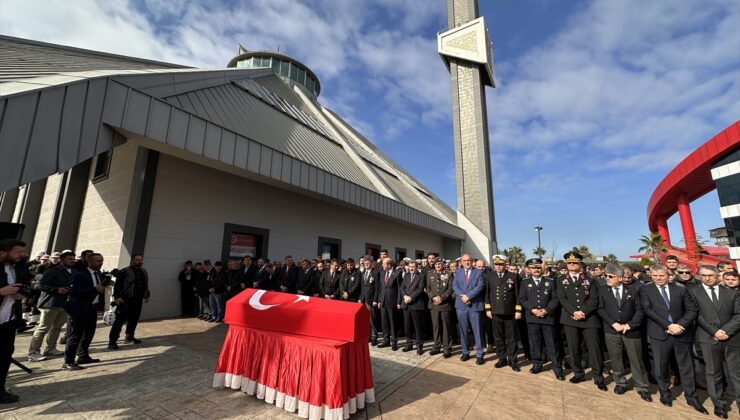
[1,0,738,259]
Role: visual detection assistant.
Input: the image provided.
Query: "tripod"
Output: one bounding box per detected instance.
[11,358,32,374]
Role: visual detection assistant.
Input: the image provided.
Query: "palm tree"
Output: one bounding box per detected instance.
[605,253,619,264]
[638,232,667,264]
[502,246,526,264]
[570,245,594,260]
[532,246,547,258]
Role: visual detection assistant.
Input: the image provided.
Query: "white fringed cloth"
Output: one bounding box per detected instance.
[213,325,375,419]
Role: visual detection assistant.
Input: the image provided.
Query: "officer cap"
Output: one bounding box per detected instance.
[563,251,583,263]
[525,258,543,268]
[492,254,508,265]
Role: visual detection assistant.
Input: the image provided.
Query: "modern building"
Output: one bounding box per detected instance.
[709,227,730,248]
[646,120,740,269]
[0,35,468,319]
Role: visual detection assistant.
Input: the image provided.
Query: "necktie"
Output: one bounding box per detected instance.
[384,271,390,285]
[94,271,101,286]
[709,286,719,309]
[660,285,673,323]
[614,287,621,305]
[465,270,469,285]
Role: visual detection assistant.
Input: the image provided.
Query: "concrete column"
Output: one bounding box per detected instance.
[51,160,92,252]
[119,148,159,263]
[0,188,19,222]
[656,216,671,247]
[18,178,47,247]
[677,193,698,259]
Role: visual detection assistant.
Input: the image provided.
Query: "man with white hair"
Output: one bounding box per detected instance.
[640,264,707,414]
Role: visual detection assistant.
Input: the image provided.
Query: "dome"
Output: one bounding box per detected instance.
[227,48,321,97]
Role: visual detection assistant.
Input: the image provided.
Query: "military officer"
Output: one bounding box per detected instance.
[485,255,522,371]
[556,251,607,391]
[519,258,564,380]
[426,259,454,357]
[591,263,606,286]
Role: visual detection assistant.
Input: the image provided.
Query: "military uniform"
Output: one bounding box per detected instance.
[485,255,521,369]
[519,258,563,379]
[556,252,605,389]
[426,268,453,356]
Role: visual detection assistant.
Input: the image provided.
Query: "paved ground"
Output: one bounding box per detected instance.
[1,317,737,419]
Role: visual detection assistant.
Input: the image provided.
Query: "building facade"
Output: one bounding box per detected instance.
[0,36,466,319]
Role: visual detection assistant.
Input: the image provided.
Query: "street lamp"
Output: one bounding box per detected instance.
[534,226,543,250]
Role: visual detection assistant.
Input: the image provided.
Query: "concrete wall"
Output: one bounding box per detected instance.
[31,174,61,255]
[75,142,139,269]
[141,154,448,319]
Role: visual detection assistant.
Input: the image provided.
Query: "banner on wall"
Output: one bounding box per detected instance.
[230,233,257,258]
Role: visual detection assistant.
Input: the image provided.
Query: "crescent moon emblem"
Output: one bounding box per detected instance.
[293,295,310,303]
[249,290,278,311]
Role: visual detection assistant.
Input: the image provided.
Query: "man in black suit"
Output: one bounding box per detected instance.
[690,265,740,418]
[519,258,564,380]
[485,254,522,371]
[278,256,298,294]
[239,256,257,291]
[597,263,651,401]
[640,264,707,414]
[556,252,606,391]
[339,258,361,302]
[296,259,315,296]
[320,259,341,300]
[63,253,107,370]
[399,260,427,355]
[376,258,400,350]
[359,257,380,346]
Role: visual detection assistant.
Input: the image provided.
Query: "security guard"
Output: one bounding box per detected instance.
[485,254,522,371]
[426,259,454,358]
[519,258,564,380]
[556,251,606,391]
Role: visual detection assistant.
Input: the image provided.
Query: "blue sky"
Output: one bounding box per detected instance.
[2,0,738,258]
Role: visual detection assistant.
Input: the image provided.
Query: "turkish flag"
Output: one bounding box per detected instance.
[225,289,370,343]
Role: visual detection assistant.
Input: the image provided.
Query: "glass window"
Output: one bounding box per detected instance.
[318,237,342,260]
[289,63,299,80]
[366,243,381,260]
[298,68,306,85]
[271,58,280,72]
[279,60,290,76]
[92,149,113,183]
[255,56,265,67]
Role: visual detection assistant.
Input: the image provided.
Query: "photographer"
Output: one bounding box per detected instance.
[0,239,32,404]
[27,251,75,362]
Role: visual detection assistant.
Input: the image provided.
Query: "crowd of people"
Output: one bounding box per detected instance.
[0,239,150,404]
[179,250,740,418]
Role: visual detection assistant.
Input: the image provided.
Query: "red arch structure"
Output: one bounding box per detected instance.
[646,120,740,268]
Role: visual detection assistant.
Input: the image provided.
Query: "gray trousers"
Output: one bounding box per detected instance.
[605,333,649,393]
[699,341,740,409]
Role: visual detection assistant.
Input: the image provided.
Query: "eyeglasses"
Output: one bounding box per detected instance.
[677,271,691,275]
[566,262,579,264]
[606,274,619,278]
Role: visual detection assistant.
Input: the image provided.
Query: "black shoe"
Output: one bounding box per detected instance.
[107,342,119,350]
[0,391,19,404]
[429,349,440,356]
[59,337,67,345]
[686,399,708,415]
[713,407,728,419]
[401,346,412,353]
[391,343,398,351]
[370,339,378,346]
[476,356,485,365]
[595,381,608,391]
[529,365,542,374]
[443,351,451,359]
[638,391,652,402]
[377,342,389,349]
[124,337,142,344]
[614,386,627,395]
[416,348,424,356]
[61,363,85,371]
[76,356,100,364]
[510,363,521,372]
[460,354,470,362]
[494,359,508,368]
[659,394,672,407]
[569,374,586,384]
[554,369,565,381]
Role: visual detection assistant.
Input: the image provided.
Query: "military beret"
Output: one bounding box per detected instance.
[525,258,543,267]
[564,252,583,263]
[492,254,508,265]
[604,263,622,276]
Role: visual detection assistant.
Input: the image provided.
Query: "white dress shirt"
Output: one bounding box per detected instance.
[1,264,17,323]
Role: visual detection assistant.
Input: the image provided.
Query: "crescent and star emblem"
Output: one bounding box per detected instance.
[248,289,310,311]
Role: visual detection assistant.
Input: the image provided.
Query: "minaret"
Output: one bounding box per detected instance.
[438,0,497,258]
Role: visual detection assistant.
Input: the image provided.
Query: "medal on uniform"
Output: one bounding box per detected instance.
[545,282,549,287]
[528,284,533,288]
